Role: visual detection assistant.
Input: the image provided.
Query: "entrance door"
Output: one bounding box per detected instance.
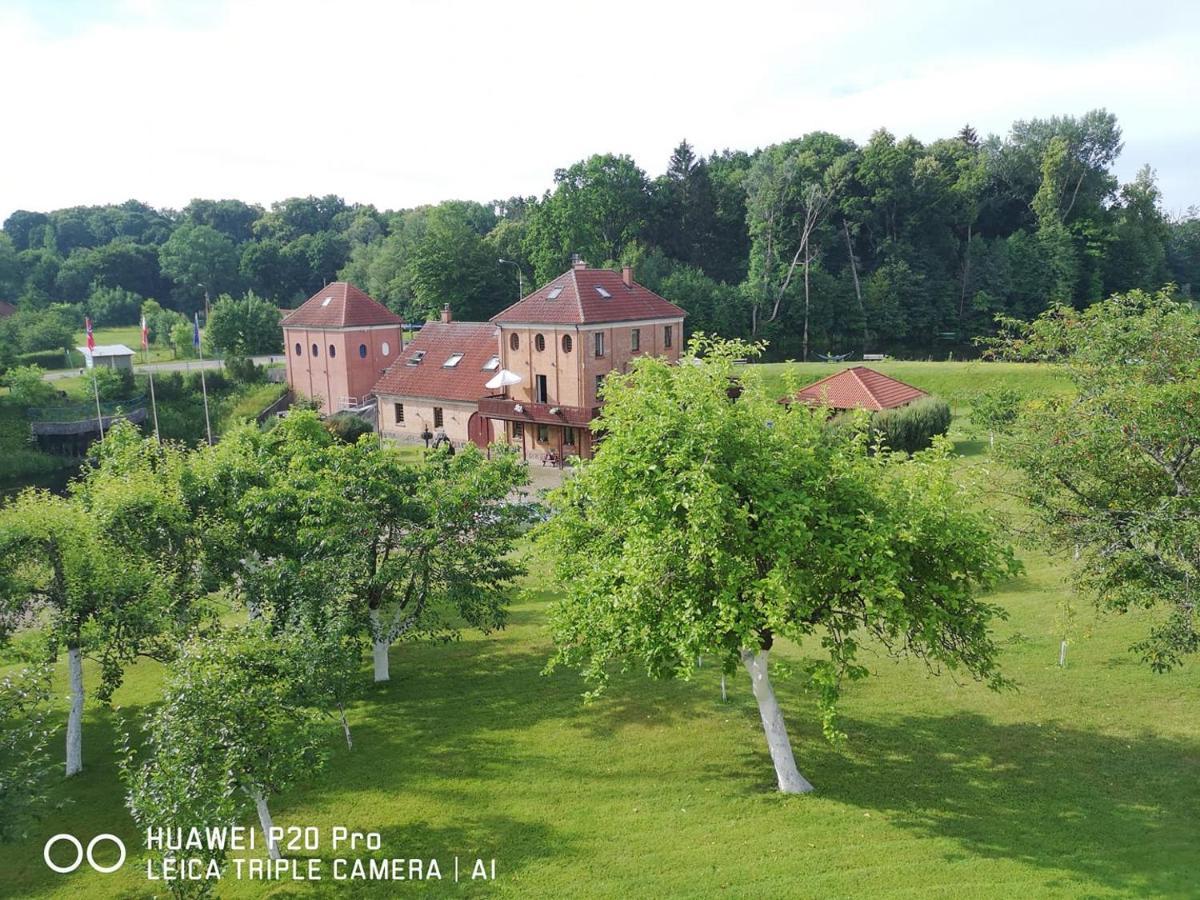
[467,412,494,449]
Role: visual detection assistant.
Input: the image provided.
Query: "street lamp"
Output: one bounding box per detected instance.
[498,259,524,299]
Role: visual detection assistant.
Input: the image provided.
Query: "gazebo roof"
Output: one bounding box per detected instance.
[790,366,927,411]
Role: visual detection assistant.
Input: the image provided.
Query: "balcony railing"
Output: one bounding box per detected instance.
[478,396,596,427]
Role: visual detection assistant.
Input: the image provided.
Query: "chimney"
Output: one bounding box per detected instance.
[571,253,587,270]
[621,264,633,287]
[441,304,452,323]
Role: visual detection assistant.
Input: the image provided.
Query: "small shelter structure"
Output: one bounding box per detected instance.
[789,366,927,412]
[77,344,135,371]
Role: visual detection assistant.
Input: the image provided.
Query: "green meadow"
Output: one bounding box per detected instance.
[1,361,1197,899]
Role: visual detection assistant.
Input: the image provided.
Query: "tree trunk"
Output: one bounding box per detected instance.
[802,248,812,363]
[370,608,389,683]
[252,790,281,860]
[66,644,83,777]
[740,648,813,794]
[843,220,868,354]
[338,704,353,750]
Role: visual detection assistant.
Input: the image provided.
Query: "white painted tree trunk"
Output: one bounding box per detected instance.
[370,608,389,682]
[252,790,281,860]
[66,644,83,777]
[741,648,813,794]
[338,704,353,750]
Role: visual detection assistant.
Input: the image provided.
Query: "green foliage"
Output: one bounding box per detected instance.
[88,365,133,402]
[869,396,953,454]
[85,285,143,326]
[990,288,1200,670]
[539,338,1018,750]
[972,386,1023,437]
[0,663,59,842]
[169,320,196,358]
[204,291,282,356]
[2,364,56,407]
[324,412,373,444]
[158,223,239,310]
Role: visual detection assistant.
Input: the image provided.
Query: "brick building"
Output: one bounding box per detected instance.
[281,282,403,413]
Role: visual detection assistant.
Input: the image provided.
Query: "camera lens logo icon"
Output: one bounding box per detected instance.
[43,833,126,874]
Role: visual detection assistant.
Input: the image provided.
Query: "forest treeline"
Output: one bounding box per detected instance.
[2,108,1197,361]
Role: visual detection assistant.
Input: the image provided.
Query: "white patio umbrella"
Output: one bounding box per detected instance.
[485,369,522,393]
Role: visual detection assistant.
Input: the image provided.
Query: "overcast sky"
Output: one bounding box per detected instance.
[2,0,1197,222]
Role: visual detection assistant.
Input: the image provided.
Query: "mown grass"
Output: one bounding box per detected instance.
[1,362,1197,899]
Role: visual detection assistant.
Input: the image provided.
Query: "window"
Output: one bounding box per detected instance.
[594,332,605,357]
[595,374,604,398]
[311,343,319,356]
[512,422,524,439]
[563,427,576,447]
[509,333,519,351]
[433,407,444,428]
[631,328,640,352]
[394,403,404,424]
[407,350,425,366]
[537,424,549,443]
[664,325,673,348]
[294,342,301,356]
[329,344,336,358]
[534,333,546,352]
[595,285,611,298]
[321,296,333,307]
[482,355,500,371]
[381,341,390,356]
[547,286,563,300]
[535,374,548,403]
[561,334,573,353]
[358,343,367,358]
[443,353,464,368]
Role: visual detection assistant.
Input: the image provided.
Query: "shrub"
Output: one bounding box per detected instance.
[325,413,374,444]
[224,354,264,385]
[2,365,56,408]
[870,396,952,453]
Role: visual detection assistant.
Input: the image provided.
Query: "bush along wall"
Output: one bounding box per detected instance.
[870,396,952,454]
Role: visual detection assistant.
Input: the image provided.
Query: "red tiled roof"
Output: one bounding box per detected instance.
[791,366,928,412]
[0,300,16,318]
[491,266,686,325]
[280,282,402,329]
[372,321,499,403]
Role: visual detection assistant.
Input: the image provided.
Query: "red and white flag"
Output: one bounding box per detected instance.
[140,315,149,350]
[85,317,95,352]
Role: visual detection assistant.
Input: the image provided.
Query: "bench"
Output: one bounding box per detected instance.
[862,353,887,361]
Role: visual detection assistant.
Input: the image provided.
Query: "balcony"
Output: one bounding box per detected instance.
[478,396,596,427]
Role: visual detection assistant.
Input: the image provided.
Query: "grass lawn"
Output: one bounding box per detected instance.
[1,362,1197,898]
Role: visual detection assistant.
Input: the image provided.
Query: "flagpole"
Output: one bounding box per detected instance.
[140,315,159,443]
[92,368,105,446]
[148,371,161,444]
[194,313,213,445]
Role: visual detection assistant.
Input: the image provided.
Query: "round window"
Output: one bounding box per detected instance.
[561,334,573,353]
[294,342,301,356]
[358,344,367,358]
[329,344,336,358]
[534,333,546,352]
[509,333,519,351]
[381,341,390,356]
[311,343,319,357]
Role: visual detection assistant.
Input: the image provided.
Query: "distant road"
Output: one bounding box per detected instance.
[43,355,282,381]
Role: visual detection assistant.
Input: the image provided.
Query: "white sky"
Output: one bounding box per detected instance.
[2,0,1198,221]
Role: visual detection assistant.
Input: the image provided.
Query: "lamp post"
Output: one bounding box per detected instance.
[498,259,524,299]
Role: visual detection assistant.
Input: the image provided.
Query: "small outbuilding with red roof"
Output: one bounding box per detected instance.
[282,282,403,413]
[789,366,928,412]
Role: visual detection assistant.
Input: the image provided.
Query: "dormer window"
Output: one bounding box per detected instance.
[547,287,563,300]
[443,353,464,368]
[321,296,333,307]
[407,350,425,366]
[482,355,500,371]
[595,286,611,299]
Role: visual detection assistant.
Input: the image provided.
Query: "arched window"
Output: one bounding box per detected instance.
[561,334,573,353]
[509,333,519,351]
[381,341,390,356]
[311,343,319,357]
[534,333,546,352]
[294,342,301,356]
[328,344,336,358]
[358,344,368,358]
